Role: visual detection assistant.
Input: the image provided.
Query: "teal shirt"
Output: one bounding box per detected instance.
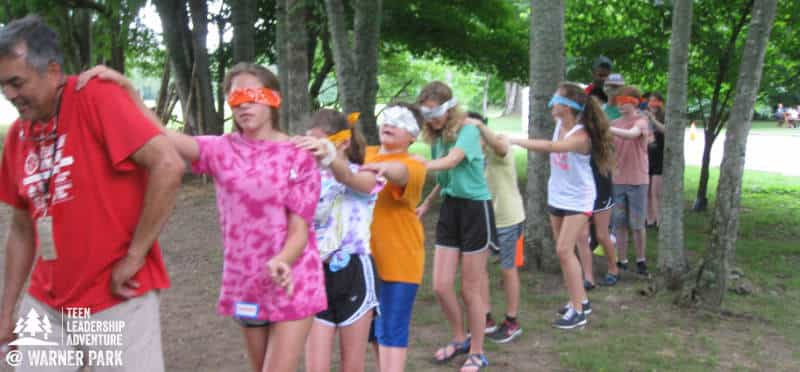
[605,105,621,120]
[431,125,492,200]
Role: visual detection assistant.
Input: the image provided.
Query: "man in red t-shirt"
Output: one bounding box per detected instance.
[0,16,183,371]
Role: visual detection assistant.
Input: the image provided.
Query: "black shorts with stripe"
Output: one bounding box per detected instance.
[435,196,499,254]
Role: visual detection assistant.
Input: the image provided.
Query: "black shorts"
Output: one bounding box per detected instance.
[548,205,592,217]
[593,167,614,212]
[436,196,498,253]
[316,254,379,327]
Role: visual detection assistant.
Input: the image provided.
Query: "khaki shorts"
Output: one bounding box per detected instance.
[12,291,164,372]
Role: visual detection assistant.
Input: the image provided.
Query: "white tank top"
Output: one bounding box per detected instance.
[547,121,597,212]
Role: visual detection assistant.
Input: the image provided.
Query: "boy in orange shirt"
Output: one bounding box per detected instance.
[362,103,427,372]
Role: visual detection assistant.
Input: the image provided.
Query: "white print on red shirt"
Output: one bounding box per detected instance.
[21,134,75,213]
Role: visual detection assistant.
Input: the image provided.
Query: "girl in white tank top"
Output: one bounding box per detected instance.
[510,82,614,330]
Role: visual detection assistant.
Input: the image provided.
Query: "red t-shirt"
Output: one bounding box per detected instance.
[0,77,170,313]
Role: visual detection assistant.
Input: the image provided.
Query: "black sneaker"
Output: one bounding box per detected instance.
[484,315,498,333]
[599,273,619,286]
[557,301,591,316]
[488,319,523,343]
[584,280,596,291]
[636,261,649,276]
[553,307,587,329]
[617,261,629,271]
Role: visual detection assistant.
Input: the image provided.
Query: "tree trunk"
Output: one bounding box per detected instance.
[276,0,289,131]
[189,0,222,134]
[216,15,227,126]
[693,1,753,212]
[230,0,256,63]
[309,28,335,108]
[679,0,777,309]
[503,82,518,116]
[323,0,382,145]
[693,137,715,211]
[284,0,311,134]
[155,0,198,133]
[657,0,692,290]
[527,0,564,273]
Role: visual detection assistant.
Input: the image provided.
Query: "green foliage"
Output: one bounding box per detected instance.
[382,0,529,82]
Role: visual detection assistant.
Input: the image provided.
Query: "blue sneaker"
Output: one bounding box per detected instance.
[553,306,587,329]
[557,301,591,316]
[599,273,619,286]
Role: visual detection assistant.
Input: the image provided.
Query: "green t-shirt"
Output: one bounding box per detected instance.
[431,125,491,200]
[605,104,621,121]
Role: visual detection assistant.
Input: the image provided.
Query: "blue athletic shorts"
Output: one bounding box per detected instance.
[372,281,418,347]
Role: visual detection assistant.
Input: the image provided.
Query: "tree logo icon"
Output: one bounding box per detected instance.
[8,309,58,346]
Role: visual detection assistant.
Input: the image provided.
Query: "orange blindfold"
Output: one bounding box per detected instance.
[227,88,282,108]
[615,96,640,107]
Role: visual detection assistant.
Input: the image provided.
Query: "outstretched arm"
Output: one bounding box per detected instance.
[77,65,201,162]
[475,122,509,157]
[510,133,590,154]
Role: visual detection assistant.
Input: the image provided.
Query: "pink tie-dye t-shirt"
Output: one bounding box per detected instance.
[192,133,326,322]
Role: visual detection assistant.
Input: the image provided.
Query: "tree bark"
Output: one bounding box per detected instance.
[285,0,311,134]
[276,0,289,131]
[230,0,256,63]
[482,75,490,116]
[680,0,777,309]
[527,0,564,273]
[189,0,222,134]
[155,0,198,133]
[324,0,382,144]
[693,0,754,211]
[657,0,692,290]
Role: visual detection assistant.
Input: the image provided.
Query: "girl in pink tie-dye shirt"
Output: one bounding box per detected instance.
[79,63,325,372]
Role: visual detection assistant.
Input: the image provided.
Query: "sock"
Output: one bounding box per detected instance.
[620,259,629,264]
[581,299,589,304]
[637,258,646,263]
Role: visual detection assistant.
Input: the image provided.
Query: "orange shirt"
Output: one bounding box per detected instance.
[365,146,427,284]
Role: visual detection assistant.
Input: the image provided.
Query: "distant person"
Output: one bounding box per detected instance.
[645,93,666,228]
[609,86,651,276]
[585,56,613,104]
[603,73,626,121]
[0,15,183,371]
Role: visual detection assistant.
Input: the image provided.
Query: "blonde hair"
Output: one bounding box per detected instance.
[417,81,466,144]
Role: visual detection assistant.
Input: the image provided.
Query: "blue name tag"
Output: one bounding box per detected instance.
[234,302,259,319]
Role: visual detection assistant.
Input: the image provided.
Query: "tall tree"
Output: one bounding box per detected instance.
[230,0,256,63]
[324,0,382,144]
[527,0,564,273]
[284,0,311,133]
[276,0,289,130]
[680,0,777,309]
[189,0,223,134]
[657,0,692,289]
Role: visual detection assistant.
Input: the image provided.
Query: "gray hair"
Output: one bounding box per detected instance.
[0,15,63,72]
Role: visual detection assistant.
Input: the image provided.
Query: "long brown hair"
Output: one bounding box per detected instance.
[417,81,466,144]
[559,82,615,176]
[307,109,366,164]
[223,62,281,132]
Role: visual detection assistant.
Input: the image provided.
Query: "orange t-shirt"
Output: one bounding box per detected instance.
[365,146,427,284]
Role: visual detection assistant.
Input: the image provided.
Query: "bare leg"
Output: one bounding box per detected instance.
[501,267,520,317]
[304,320,336,372]
[378,345,408,372]
[552,214,589,311]
[339,310,374,372]
[432,246,467,354]
[633,228,647,262]
[593,210,619,275]
[242,326,269,372]
[576,224,594,285]
[460,249,489,355]
[262,317,313,372]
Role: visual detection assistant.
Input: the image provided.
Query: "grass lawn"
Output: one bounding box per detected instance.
[404,144,800,370]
